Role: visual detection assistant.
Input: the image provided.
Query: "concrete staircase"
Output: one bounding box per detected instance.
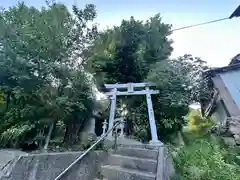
[0,142,173,180]
[99,145,159,180]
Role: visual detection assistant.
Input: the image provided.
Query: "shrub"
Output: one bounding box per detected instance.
[187,109,214,136]
[172,137,240,180]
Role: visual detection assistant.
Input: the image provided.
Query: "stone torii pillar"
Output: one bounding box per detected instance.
[107,88,117,138]
[145,86,161,144]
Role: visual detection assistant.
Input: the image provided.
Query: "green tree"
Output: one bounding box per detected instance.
[0,1,98,147]
[147,54,212,141]
[88,14,172,87]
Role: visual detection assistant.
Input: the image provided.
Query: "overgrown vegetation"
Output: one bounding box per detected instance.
[170,111,240,179]
[187,109,214,136]
[0,1,98,148]
[171,134,240,180]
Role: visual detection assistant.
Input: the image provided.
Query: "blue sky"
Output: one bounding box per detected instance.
[2,0,240,67]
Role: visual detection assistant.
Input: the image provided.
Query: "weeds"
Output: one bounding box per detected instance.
[171,134,240,180]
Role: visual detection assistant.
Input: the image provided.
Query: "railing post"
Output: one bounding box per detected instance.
[101,119,108,137]
[113,124,118,152]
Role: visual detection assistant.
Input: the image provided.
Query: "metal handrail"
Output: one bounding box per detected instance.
[53,120,121,180]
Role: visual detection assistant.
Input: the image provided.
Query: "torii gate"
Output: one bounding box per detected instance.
[104,82,161,144]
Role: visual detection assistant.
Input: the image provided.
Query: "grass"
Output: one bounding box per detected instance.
[170,133,240,180]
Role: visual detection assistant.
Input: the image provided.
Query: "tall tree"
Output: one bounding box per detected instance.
[146,54,212,141]
[0,2,98,147]
[87,14,172,87]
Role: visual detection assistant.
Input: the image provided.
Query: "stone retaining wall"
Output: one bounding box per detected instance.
[1,151,108,180]
[156,147,175,180]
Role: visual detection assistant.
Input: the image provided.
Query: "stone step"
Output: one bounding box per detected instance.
[117,143,163,150]
[101,165,156,180]
[108,154,157,173]
[115,147,158,160]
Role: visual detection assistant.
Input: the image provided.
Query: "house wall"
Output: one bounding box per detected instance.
[212,75,240,116]
[212,100,227,125]
[220,70,240,109]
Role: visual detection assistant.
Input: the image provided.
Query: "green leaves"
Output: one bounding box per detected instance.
[148,54,210,106]
[173,137,240,180]
[145,55,212,140]
[0,122,35,147]
[88,15,172,87]
[187,109,214,136]
[0,2,98,147]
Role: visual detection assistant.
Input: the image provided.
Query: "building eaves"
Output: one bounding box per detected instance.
[229,5,240,19]
[229,53,240,65]
[204,63,240,78]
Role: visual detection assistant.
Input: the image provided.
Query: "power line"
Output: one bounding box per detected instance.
[171,5,240,32]
[172,17,230,32]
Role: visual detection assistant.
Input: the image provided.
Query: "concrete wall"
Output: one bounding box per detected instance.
[161,148,175,180]
[1,151,108,180]
[0,150,28,179]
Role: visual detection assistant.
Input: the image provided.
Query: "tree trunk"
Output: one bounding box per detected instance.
[63,121,82,145]
[177,130,185,146]
[5,91,11,112]
[43,121,56,150]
